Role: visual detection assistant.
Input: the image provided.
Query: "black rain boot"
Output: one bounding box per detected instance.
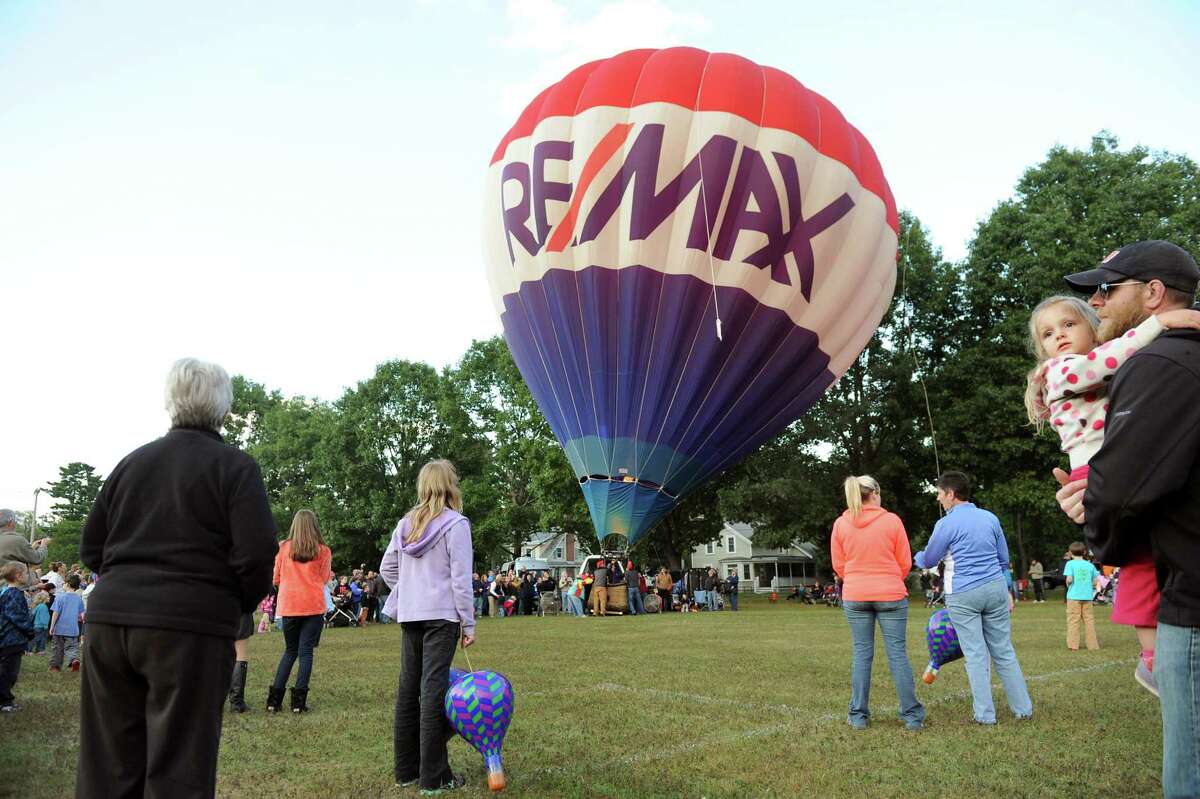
[266,685,285,713]
[290,687,309,713]
[228,661,249,713]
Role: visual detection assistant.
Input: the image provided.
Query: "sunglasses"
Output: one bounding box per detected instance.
[1095,280,1145,299]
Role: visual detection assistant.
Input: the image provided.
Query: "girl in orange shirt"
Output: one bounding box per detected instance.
[266,509,332,714]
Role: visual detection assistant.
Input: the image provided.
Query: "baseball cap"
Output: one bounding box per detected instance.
[1064,240,1200,294]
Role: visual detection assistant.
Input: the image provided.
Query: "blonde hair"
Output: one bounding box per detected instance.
[843,475,881,518]
[405,460,463,544]
[1024,295,1101,427]
[32,590,50,606]
[287,509,326,563]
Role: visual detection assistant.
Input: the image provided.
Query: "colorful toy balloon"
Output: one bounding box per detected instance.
[923,608,963,684]
[445,670,515,792]
[484,47,898,548]
[449,667,468,686]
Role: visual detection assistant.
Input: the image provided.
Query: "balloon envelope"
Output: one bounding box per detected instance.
[484,47,898,547]
[445,670,515,792]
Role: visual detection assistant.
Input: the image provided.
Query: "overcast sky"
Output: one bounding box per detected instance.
[2,0,1198,515]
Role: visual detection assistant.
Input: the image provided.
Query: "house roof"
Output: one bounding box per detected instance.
[713,522,817,559]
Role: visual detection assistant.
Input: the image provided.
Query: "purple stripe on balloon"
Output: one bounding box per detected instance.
[500,265,834,499]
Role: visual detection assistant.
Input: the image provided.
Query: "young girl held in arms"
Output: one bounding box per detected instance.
[1025,295,1200,696]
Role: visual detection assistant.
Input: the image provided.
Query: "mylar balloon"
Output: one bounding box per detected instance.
[445,670,515,792]
[484,47,898,547]
[923,608,963,684]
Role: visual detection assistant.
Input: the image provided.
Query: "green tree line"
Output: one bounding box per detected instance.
[36,135,1200,578]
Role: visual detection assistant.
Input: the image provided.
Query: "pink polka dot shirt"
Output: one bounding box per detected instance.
[1039,315,1164,468]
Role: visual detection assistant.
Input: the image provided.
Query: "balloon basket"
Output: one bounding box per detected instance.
[922,665,937,685]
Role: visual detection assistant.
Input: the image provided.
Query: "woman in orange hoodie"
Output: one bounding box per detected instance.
[266,510,333,714]
[831,475,925,731]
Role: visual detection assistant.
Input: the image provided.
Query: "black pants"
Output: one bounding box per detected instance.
[658,588,672,612]
[1033,579,1045,601]
[394,619,457,789]
[0,644,24,705]
[76,623,233,799]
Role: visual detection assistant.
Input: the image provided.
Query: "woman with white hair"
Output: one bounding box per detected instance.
[76,358,278,799]
[830,475,925,732]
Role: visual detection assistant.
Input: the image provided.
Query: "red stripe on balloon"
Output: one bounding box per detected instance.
[490,46,897,235]
[545,122,634,253]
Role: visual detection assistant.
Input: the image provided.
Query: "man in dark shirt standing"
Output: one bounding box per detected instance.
[1054,241,1200,798]
[77,358,278,799]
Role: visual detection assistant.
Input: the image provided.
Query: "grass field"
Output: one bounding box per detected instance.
[3,593,1161,798]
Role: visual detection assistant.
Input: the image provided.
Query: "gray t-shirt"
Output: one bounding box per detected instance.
[593,567,608,587]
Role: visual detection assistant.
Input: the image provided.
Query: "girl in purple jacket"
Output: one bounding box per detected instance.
[380,460,476,793]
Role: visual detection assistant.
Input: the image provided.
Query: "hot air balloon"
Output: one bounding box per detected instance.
[484,48,898,549]
[445,670,515,792]
[923,608,963,684]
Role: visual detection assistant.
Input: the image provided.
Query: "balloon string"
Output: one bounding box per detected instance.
[460,622,475,672]
[898,224,942,486]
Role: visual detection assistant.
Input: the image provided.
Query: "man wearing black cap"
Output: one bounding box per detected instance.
[1054,240,1200,799]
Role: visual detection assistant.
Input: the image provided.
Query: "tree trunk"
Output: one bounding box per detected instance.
[1013,510,1027,580]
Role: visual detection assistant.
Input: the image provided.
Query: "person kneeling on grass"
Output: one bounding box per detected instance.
[381,460,476,795]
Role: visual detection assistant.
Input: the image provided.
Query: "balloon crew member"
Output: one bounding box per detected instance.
[380,460,476,794]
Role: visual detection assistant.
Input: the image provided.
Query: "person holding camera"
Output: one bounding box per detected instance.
[0,510,50,588]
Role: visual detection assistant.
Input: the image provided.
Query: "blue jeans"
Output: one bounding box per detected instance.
[1157,622,1200,798]
[945,578,1033,723]
[842,599,924,727]
[628,586,645,615]
[729,592,738,611]
[272,615,324,691]
[474,595,484,617]
[707,590,718,611]
[567,594,584,616]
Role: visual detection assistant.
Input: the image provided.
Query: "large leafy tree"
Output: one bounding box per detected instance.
[43,462,104,564]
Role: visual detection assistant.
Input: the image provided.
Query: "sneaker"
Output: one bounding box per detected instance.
[1136,660,1160,699]
[905,721,924,731]
[0,704,16,713]
[418,774,467,795]
[69,660,80,673]
[396,777,419,788]
[49,666,61,673]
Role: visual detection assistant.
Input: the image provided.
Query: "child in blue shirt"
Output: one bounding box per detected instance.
[1,561,36,711]
[1064,541,1100,651]
[49,574,85,672]
[27,591,50,654]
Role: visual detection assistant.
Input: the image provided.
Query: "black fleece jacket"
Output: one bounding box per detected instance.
[81,428,278,638]
[1085,328,1200,627]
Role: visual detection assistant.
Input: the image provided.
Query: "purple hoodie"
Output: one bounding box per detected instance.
[380,509,475,636]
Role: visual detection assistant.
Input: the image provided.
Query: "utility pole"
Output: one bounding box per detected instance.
[31,487,43,543]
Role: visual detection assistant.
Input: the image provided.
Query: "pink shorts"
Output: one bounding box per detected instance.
[1071,464,1159,627]
[1112,556,1160,627]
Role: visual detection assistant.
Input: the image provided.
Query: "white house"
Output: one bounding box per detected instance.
[509,530,589,577]
[689,522,819,594]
